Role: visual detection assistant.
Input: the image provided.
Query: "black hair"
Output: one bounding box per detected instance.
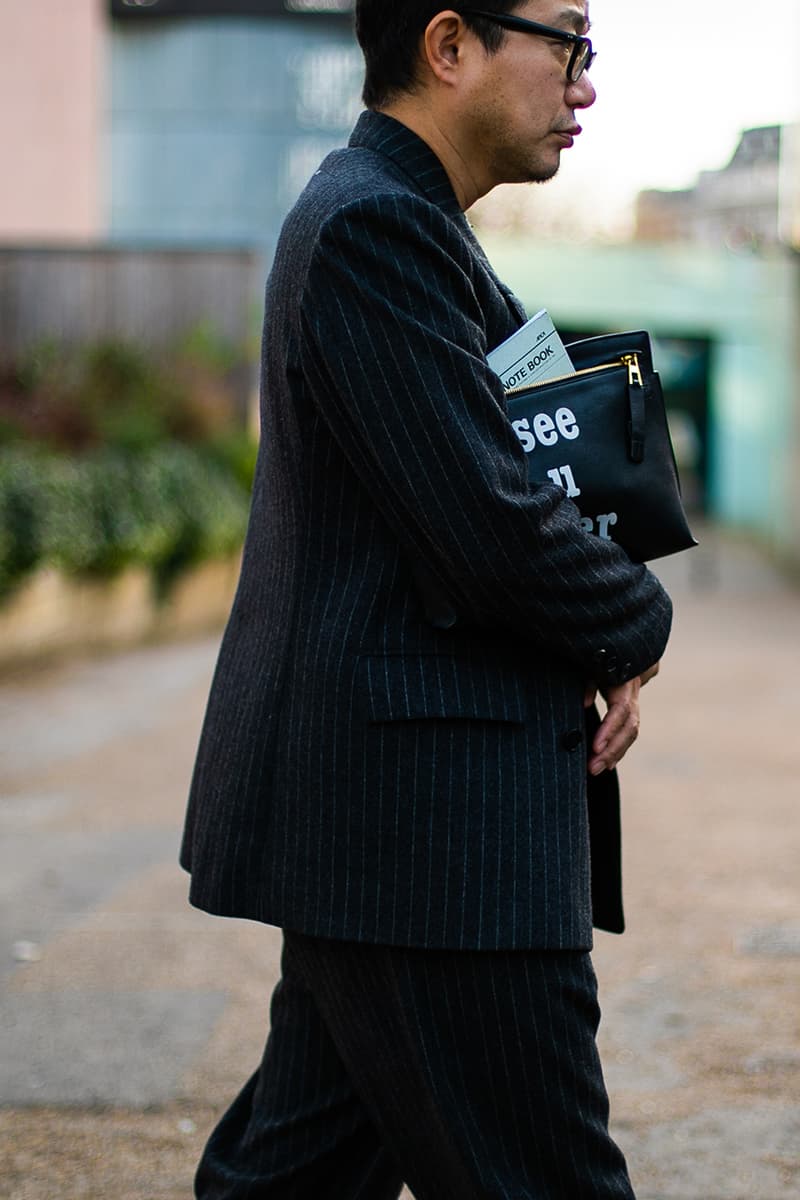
[355,2,520,109]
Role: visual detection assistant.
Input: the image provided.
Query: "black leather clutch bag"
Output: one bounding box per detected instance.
[505,330,697,562]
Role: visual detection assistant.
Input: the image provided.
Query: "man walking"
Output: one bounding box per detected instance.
[181,3,672,1196]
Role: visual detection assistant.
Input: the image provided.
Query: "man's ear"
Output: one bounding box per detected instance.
[420,11,467,87]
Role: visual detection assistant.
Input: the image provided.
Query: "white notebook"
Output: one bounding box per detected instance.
[488,309,574,390]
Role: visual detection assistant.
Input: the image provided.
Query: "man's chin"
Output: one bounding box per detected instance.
[526,158,561,185]
[493,150,561,188]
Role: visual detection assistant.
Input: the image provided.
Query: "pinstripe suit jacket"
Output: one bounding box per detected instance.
[181,110,672,951]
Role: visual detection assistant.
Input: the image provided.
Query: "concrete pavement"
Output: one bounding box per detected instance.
[1,525,799,1199]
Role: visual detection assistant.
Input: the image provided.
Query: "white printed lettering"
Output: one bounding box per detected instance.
[596,512,618,539]
[512,418,536,454]
[579,512,620,540]
[555,407,579,440]
[559,464,581,497]
[511,404,582,452]
[526,345,555,370]
[533,412,557,447]
[546,464,581,498]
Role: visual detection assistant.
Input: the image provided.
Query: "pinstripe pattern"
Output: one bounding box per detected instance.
[195,933,635,1199]
[180,110,672,950]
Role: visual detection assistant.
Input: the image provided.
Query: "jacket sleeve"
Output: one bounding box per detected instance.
[298,191,671,684]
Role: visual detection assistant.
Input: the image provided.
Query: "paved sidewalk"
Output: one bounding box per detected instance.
[1,526,799,1199]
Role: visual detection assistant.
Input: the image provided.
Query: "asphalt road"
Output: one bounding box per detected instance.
[1,525,799,1199]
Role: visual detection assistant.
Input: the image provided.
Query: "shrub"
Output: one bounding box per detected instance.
[0,328,248,454]
[0,444,251,599]
[136,443,250,589]
[0,328,256,599]
[0,449,44,593]
[203,428,259,494]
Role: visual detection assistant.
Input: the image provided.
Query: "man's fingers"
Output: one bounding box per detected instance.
[603,709,639,757]
[589,724,639,773]
[589,720,639,773]
[593,696,633,750]
[589,683,641,775]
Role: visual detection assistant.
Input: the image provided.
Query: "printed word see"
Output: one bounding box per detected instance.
[511,407,579,453]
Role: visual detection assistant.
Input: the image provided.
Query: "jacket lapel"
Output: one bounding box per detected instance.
[348,111,528,330]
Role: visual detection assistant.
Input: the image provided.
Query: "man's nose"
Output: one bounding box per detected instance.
[567,71,596,109]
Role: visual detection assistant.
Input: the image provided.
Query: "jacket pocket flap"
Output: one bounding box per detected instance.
[359,655,526,724]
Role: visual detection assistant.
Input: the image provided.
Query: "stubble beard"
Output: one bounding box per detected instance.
[474,97,564,188]
[527,158,561,185]
[485,121,563,187]
[493,144,562,187]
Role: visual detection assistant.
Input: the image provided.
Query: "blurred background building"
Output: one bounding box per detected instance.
[0,0,360,411]
[1,0,799,568]
[635,124,798,252]
[1,0,360,256]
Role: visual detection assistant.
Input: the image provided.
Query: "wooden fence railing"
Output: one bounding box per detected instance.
[0,244,261,415]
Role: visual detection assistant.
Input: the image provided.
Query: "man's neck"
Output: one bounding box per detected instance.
[376,100,489,212]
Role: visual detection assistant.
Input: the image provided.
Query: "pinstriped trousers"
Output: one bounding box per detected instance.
[195,932,636,1200]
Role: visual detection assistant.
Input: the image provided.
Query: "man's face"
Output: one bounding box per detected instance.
[459,0,596,190]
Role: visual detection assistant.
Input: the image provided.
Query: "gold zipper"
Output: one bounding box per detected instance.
[504,353,641,397]
[621,353,643,387]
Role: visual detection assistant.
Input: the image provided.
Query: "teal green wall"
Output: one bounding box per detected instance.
[481,236,800,559]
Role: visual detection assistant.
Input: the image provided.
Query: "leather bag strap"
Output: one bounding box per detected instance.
[627,378,646,464]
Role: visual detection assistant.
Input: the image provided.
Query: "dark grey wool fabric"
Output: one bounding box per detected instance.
[180,111,672,951]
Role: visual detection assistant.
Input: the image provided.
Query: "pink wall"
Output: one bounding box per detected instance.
[0,0,105,241]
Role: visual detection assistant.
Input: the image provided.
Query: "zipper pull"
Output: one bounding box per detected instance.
[622,353,646,463]
[622,353,643,389]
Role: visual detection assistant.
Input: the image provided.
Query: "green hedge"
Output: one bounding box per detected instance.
[0,331,246,454]
[0,443,251,600]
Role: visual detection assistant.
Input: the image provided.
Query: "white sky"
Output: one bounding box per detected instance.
[504,0,800,234]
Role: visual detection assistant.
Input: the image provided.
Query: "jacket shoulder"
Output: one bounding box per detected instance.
[282,146,465,256]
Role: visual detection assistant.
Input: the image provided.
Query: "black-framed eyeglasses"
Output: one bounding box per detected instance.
[460,9,596,83]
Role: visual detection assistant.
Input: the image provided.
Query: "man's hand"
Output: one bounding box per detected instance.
[639,661,660,688]
[583,661,660,776]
